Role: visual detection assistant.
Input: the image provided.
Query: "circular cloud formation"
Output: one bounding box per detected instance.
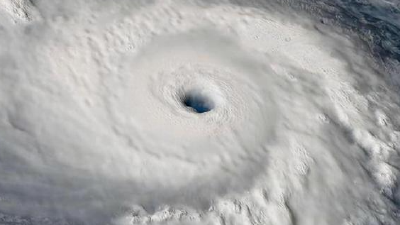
[0,0,399,225]
[104,30,277,210]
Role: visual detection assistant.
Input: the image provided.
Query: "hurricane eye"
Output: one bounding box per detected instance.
[181,90,215,113]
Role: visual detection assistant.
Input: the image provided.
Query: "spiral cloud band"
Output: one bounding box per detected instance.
[0,0,399,225]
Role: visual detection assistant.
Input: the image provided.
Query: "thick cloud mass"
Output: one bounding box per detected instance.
[0,0,399,225]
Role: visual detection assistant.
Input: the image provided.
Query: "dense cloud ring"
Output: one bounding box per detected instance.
[0,0,399,225]
[105,30,277,201]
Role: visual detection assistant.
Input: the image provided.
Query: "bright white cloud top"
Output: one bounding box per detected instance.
[0,0,399,225]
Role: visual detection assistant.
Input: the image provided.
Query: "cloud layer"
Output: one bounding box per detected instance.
[0,0,399,225]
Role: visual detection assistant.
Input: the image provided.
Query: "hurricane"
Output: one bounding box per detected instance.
[0,0,399,225]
